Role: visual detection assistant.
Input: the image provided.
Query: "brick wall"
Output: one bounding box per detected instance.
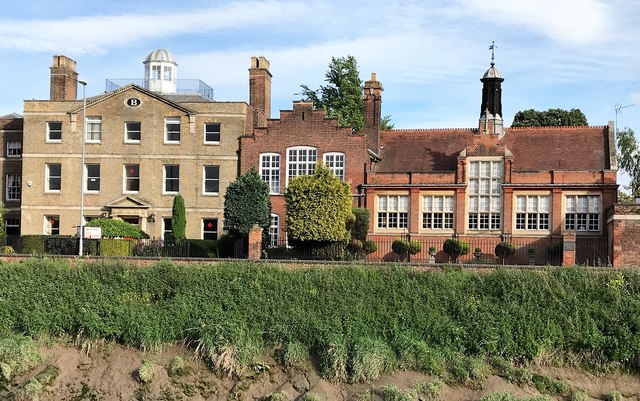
[608,203,640,267]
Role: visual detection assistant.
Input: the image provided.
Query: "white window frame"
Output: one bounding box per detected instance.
[152,65,161,80]
[86,117,102,143]
[163,66,172,81]
[204,122,221,144]
[203,165,220,195]
[421,194,455,231]
[514,194,551,232]
[163,164,180,194]
[85,163,100,193]
[467,159,503,231]
[376,194,410,230]
[323,152,345,181]
[125,121,141,143]
[260,153,281,194]
[44,215,60,235]
[45,163,61,192]
[286,146,317,186]
[202,218,218,240]
[123,164,140,193]
[46,121,62,142]
[269,214,279,247]
[164,117,181,143]
[564,194,601,233]
[5,174,20,201]
[6,141,21,157]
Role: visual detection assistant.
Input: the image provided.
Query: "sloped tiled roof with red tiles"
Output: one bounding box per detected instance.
[377,128,477,172]
[501,125,611,171]
[376,125,612,173]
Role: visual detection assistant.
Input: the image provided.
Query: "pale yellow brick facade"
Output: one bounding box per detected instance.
[21,84,250,239]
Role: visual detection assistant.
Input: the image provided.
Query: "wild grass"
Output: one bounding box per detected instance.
[279,341,308,371]
[0,334,43,380]
[137,360,156,383]
[168,356,185,377]
[479,394,551,401]
[2,260,640,383]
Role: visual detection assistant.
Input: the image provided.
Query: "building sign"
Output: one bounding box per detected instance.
[126,98,141,107]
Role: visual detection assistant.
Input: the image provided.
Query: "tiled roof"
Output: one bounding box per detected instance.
[502,126,609,170]
[377,125,610,173]
[377,129,476,172]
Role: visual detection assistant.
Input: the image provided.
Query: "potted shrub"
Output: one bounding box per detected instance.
[473,247,482,259]
[494,241,516,264]
[443,238,470,263]
[428,246,437,263]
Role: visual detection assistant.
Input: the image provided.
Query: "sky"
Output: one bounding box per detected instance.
[0,0,638,186]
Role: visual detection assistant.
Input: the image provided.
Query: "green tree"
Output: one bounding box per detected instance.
[171,195,186,241]
[223,167,271,238]
[616,127,640,197]
[285,164,352,243]
[300,55,394,131]
[511,108,588,127]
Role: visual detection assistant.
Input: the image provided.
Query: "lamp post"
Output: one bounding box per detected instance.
[78,79,87,256]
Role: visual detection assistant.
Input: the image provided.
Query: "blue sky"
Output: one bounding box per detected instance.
[1,0,638,186]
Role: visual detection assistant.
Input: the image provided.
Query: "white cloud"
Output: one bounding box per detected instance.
[0,1,310,53]
[453,0,612,45]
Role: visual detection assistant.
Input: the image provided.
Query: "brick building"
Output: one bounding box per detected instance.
[241,58,619,264]
[18,50,252,239]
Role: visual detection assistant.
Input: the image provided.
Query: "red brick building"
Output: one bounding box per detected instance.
[240,57,618,265]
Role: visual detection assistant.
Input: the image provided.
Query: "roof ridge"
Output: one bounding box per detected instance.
[507,125,606,130]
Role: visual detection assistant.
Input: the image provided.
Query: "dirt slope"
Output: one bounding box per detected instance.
[3,343,640,401]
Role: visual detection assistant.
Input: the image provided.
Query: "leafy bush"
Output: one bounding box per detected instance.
[347,239,363,253]
[280,341,308,371]
[408,240,422,255]
[100,239,134,257]
[264,392,288,401]
[363,240,377,254]
[0,246,14,254]
[351,208,370,241]
[223,167,271,239]
[495,242,517,259]
[392,239,410,255]
[443,238,470,259]
[300,392,322,401]
[17,235,45,254]
[187,239,218,258]
[285,164,352,243]
[86,218,149,239]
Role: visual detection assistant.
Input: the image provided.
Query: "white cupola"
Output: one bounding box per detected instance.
[143,49,178,94]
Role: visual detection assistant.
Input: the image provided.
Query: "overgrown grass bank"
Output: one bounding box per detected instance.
[1,260,639,380]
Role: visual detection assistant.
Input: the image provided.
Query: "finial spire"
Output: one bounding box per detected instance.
[489,41,496,67]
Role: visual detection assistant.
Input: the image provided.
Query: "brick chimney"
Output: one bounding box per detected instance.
[363,72,383,152]
[249,56,272,128]
[50,55,79,101]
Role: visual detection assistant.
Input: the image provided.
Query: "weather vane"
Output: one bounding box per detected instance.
[489,41,496,66]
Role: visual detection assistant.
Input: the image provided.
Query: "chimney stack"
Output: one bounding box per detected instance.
[363,72,383,152]
[50,55,79,101]
[249,56,272,128]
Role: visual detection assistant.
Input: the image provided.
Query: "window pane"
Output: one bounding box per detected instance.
[126,122,141,141]
[125,164,140,192]
[202,219,218,240]
[205,123,221,143]
[204,166,220,193]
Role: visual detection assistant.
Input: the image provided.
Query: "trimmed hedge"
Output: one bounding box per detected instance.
[351,208,370,241]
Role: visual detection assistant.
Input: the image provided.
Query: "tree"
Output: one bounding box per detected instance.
[300,55,394,131]
[223,167,271,238]
[285,164,352,243]
[616,127,640,197]
[511,108,588,127]
[171,195,186,241]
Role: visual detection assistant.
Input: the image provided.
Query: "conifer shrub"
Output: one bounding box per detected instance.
[223,167,271,240]
[351,208,370,241]
[171,195,186,242]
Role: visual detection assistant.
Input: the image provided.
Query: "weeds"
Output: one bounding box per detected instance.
[349,337,395,383]
[0,334,43,380]
[137,360,156,384]
[2,261,640,383]
[604,391,623,401]
[168,356,185,377]
[279,341,308,371]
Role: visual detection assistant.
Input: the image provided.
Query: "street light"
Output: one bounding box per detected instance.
[78,79,87,256]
